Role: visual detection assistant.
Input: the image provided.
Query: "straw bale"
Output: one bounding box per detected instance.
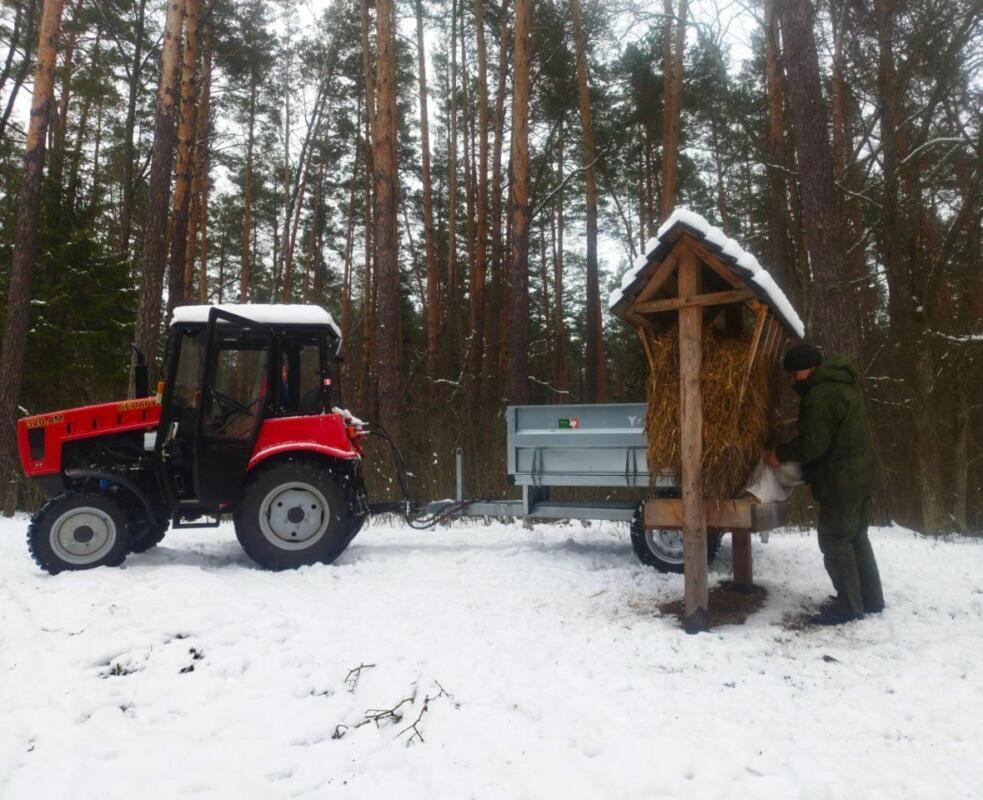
[645,327,778,499]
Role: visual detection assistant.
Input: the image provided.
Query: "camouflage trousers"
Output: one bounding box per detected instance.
[817,496,884,616]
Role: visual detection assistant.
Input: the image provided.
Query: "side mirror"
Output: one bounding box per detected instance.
[131,344,149,398]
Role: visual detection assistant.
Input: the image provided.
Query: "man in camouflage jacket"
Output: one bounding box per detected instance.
[767,343,885,625]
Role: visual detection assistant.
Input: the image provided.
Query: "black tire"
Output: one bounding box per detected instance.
[629,502,722,573]
[234,459,356,570]
[129,513,169,553]
[341,480,369,546]
[28,492,131,575]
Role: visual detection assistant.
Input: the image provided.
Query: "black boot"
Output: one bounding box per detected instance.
[808,597,863,626]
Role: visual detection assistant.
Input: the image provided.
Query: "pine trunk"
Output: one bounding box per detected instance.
[357,0,377,416]
[49,0,83,193]
[119,0,148,256]
[415,0,440,395]
[187,22,212,302]
[134,0,184,368]
[660,0,687,218]
[485,10,509,395]
[166,0,199,317]
[240,78,256,302]
[340,150,360,362]
[506,0,531,404]
[447,0,460,367]
[0,0,65,511]
[762,0,792,293]
[373,0,401,437]
[468,0,490,409]
[778,0,861,358]
[553,134,567,399]
[571,0,606,402]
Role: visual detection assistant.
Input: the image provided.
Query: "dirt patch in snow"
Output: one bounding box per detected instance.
[656,581,768,628]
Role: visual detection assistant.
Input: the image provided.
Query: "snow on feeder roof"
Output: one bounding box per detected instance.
[609,207,804,339]
[170,304,342,339]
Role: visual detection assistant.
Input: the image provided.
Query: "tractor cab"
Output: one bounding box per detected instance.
[158,305,343,508]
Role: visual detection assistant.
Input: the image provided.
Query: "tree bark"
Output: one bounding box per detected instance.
[762,0,792,293]
[468,0,490,408]
[507,0,531,403]
[240,76,256,302]
[485,8,509,396]
[552,133,568,399]
[166,0,199,317]
[303,162,323,299]
[571,0,606,401]
[357,0,377,416]
[373,0,401,437]
[119,0,148,256]
[660,0,687,218]
[0,0,65,510]
[447,0,460,362]
[829,0,870,338]
[415,0,440,396]
[134,0,184,368]
[778,0,860,358]
[188,21,212,302]
[49,0,83,193]
[340,147,360,362]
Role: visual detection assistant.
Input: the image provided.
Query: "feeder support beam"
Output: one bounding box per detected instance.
[678,245,709,633]
[632,288,755,315]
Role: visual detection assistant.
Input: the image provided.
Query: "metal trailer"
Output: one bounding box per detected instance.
[432,403,667,522]
[426,402,787,574]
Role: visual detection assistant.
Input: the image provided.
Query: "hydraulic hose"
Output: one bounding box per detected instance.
[364,426,481,530]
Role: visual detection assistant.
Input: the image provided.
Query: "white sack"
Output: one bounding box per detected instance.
[743,459,802,503]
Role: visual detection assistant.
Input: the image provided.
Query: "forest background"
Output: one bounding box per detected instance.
[0,0,979,534]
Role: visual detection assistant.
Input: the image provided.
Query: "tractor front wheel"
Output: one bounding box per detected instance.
[234,460,354,570]
[28,492,131,574]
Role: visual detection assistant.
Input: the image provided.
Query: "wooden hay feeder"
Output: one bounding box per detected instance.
[610,209,804,633]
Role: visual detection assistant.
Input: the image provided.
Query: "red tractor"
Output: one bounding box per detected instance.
[16,305,370,573]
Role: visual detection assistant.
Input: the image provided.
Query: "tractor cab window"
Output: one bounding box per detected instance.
[172,330,206,410]
[203,333,270,439]
[276,332,327,416]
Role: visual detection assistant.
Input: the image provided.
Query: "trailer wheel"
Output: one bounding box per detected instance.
[27,492,131,574]
[234,460,353,570]
[629,503,722,573]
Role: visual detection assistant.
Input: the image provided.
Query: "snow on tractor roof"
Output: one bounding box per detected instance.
[609,207,805,338]
[170,304,342,338]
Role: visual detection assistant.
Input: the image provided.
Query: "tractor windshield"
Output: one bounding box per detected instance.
[203,332,270,438]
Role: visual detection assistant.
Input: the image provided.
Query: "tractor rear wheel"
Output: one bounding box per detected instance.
[28,492,131,574]
[234,460,355,570]
[629,502,722,573]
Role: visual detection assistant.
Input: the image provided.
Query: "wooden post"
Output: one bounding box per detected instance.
[732,529,753,589]
[678,245,708,633]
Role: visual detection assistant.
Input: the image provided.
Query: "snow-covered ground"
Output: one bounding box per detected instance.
[1,515,981,799]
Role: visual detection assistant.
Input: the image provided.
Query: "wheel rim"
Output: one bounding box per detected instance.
[644,528,685,565]
[259,482,330,551]
[49,506,117,565]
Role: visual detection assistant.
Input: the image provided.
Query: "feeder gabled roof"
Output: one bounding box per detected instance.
[609,208,805,338]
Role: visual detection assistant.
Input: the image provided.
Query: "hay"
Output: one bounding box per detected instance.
[645,327,777,499]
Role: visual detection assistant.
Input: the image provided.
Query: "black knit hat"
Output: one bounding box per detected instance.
[783,343,823,372]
